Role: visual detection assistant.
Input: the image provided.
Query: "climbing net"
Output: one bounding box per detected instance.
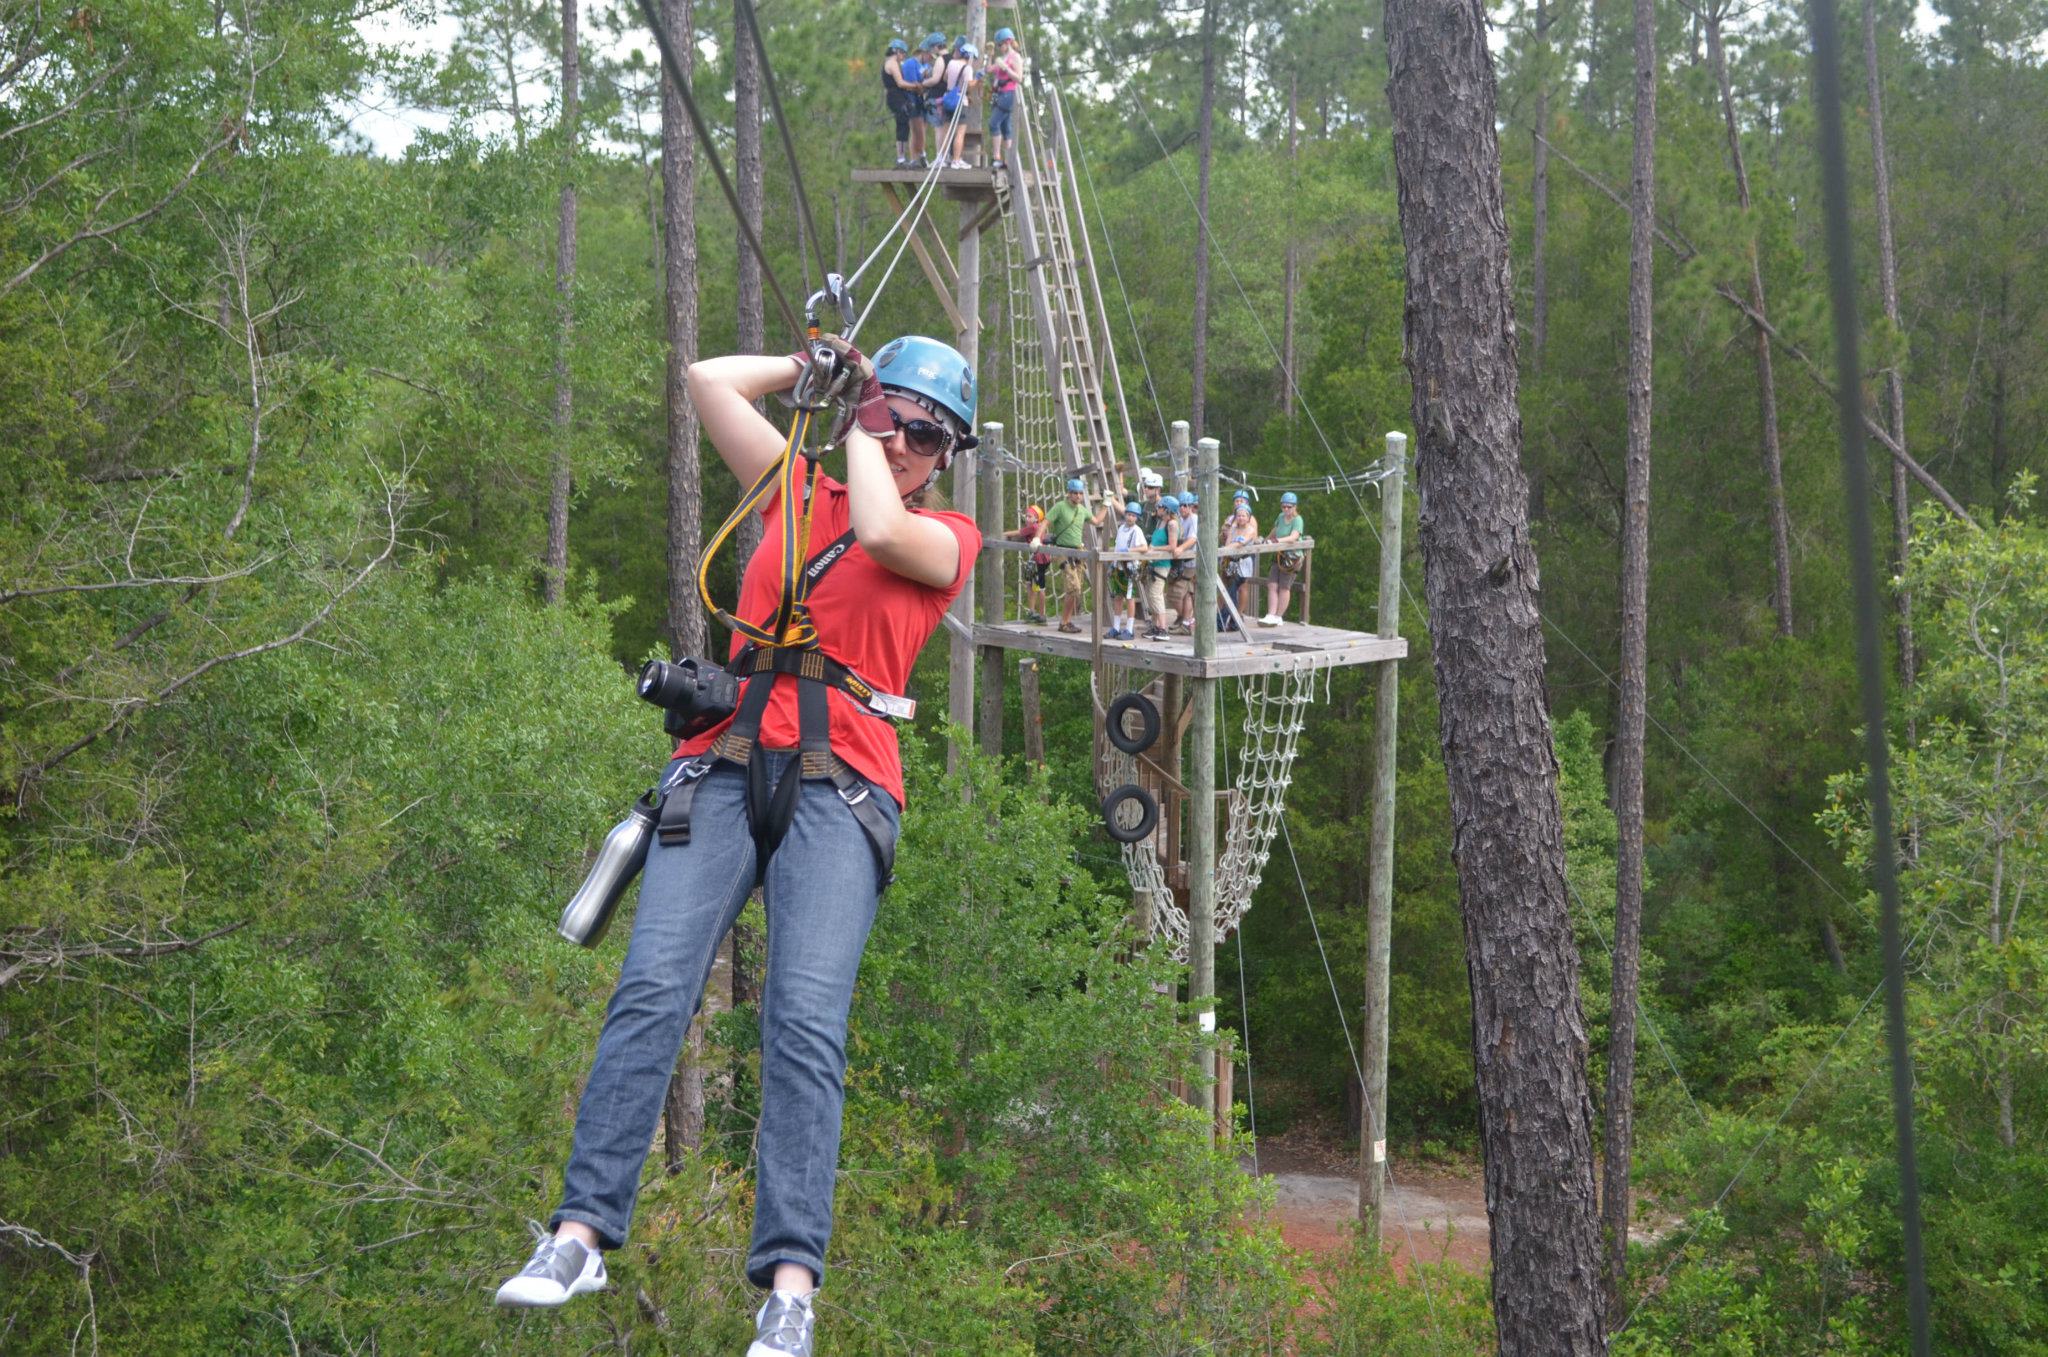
[1092,656,1322,960]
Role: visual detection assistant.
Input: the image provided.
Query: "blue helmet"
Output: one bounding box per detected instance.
[922,31,947,50]
[1280,491,1298,506]
[888,37,907,52]
[1179,492,1198,508]
[1066,478,1085,493]
[1159,494,1180,511]
[1124,500,1142,515]
[993,26,1016,42]
[1233,490,1250,502]
[957,40,978,58]
[874,335,976,467]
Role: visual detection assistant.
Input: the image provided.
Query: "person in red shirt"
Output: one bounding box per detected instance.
[500,335,980,1357]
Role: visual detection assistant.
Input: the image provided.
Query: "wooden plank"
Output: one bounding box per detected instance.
[971,617,1405,677]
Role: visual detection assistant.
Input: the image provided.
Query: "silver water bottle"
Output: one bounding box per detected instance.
[557,792,659,947]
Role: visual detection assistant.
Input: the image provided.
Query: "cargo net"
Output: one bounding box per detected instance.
[1093,658,1321,960]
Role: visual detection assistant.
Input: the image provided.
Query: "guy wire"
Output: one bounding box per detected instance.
[735,0,834,294]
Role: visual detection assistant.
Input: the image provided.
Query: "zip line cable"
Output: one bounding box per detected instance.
[630,0,804,341]
[734,0,833,293]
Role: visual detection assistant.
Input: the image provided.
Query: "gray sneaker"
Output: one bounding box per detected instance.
[494,1225,607,1307]
[746,1289,816,1356]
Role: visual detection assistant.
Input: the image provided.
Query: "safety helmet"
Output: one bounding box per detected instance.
[888,37,907,52]
[1179,492,1198,508]
[1280,491,1298,506]
[1233,490,1250,502]
[1139,468,1163,489]
[1065,477,1085,493]
[874,335,976,470]
[1159,495,1179,511]
[1025,504,1043,520]
[922,31,947,49]
[1124,501,1142,516]
[958,41,979,58]
[993,26,1016,42]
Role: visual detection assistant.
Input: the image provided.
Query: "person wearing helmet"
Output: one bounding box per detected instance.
[913,33,949,164]
[940,40,980,169]
[1044,476,1108,633]
[1005,502,1051,623]
[986,28,1024,171]
[882,38,918,168]
[1261,490,1306,625]
[1168,491,1202,630]
[1141,494,1181,640]
[1218,491,1259,633]
[1109,499,1147,639]
[501,336,981,1357]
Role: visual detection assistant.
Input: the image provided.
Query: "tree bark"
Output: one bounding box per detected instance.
[1531,0,1551,371]
[663,0,706,663]
[1383,0,1608,1348]
[1862,0,1914,711]
[1705,6,1793,637]
[1279,70,1299,410]
[1189,0,1219,440]
[543,0,580,606]
[1603,0,1655,1312]
[733,0,767,573]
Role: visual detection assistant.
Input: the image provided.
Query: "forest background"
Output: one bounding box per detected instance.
[2,0,2044,1348]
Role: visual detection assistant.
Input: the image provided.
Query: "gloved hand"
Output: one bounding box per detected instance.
[791,335,890,437]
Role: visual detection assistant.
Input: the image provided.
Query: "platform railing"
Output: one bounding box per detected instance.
[979,535,1318,631]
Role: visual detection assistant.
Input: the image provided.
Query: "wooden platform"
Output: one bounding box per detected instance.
[973,614,1405,678]
[851,165,1033,203]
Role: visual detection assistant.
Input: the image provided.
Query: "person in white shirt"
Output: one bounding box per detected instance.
[1110,501,1147,639]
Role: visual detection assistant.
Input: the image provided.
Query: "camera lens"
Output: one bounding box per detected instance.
[638,658,688,709]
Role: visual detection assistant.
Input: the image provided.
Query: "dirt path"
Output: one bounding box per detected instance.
[1258,1158,1493,1277]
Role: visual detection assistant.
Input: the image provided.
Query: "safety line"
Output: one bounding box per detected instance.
[1065,98,1170,449]
[630,0,804,340]
[1276,811,1449,1352]
[735,0,832,294]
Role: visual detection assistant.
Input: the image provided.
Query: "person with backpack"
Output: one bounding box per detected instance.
[1260,491,1306,625]
[882,38,918,168]
[985,28,1024,171]
[1141,495,1180,641]
[940,40,979,169]
[495,334,982,1357]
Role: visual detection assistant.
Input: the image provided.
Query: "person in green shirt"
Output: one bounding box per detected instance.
[1260,492,1306,626]
[1044,477,1108,632]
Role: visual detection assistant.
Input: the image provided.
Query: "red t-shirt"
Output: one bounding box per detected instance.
[674,473,980,808]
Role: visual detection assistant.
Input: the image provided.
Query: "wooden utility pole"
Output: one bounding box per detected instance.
[946,0,988,773]
[1359,431,1406,1237]
[1168,419,1191,497]
[1189,0,1220,440]
[544,0,580,605]
[978,422,1006,756]
[1605,0,1657,1310]
[1187,436,1221,1141]
[1382,0,1607,1344]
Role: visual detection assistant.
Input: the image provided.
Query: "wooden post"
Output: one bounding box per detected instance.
[977,422,1006,757]
[1168,420,1191,497]
[1188,436,1221,1140]
[946,57,985,776]
[1360,431,1406,1236]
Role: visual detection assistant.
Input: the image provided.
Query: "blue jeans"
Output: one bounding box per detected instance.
[551,755,898,1288]
[988,88,1016,139]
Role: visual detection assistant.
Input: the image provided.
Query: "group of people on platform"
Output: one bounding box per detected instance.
[1007,468,1307,641]
[880,28,1024,171]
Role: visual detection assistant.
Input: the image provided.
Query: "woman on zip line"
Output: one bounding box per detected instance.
[496,334,982,1357]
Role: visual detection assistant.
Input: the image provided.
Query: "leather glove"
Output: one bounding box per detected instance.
[790,335,890,436]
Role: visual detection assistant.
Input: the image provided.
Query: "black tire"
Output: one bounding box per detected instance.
[1105,691,1161,755]
[1100,783,1159,845]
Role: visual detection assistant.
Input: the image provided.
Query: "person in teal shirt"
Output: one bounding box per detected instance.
[1044,478,1108,632]
[1260,492,1306,625]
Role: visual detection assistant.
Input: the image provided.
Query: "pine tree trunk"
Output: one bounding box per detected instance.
[733,0,766,573]
[544,0,580,607]
[1278,71,1298,412]
[663,0,705,663]
[1189,0,1218,440]
[1602,0,1655,1313]
[1531,0,1550,371]
[1863,0,1915,713]
[1706,6,1793,637]
[1383,0,1607,1347]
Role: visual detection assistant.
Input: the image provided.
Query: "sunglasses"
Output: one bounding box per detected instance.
[888,408,954,458]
